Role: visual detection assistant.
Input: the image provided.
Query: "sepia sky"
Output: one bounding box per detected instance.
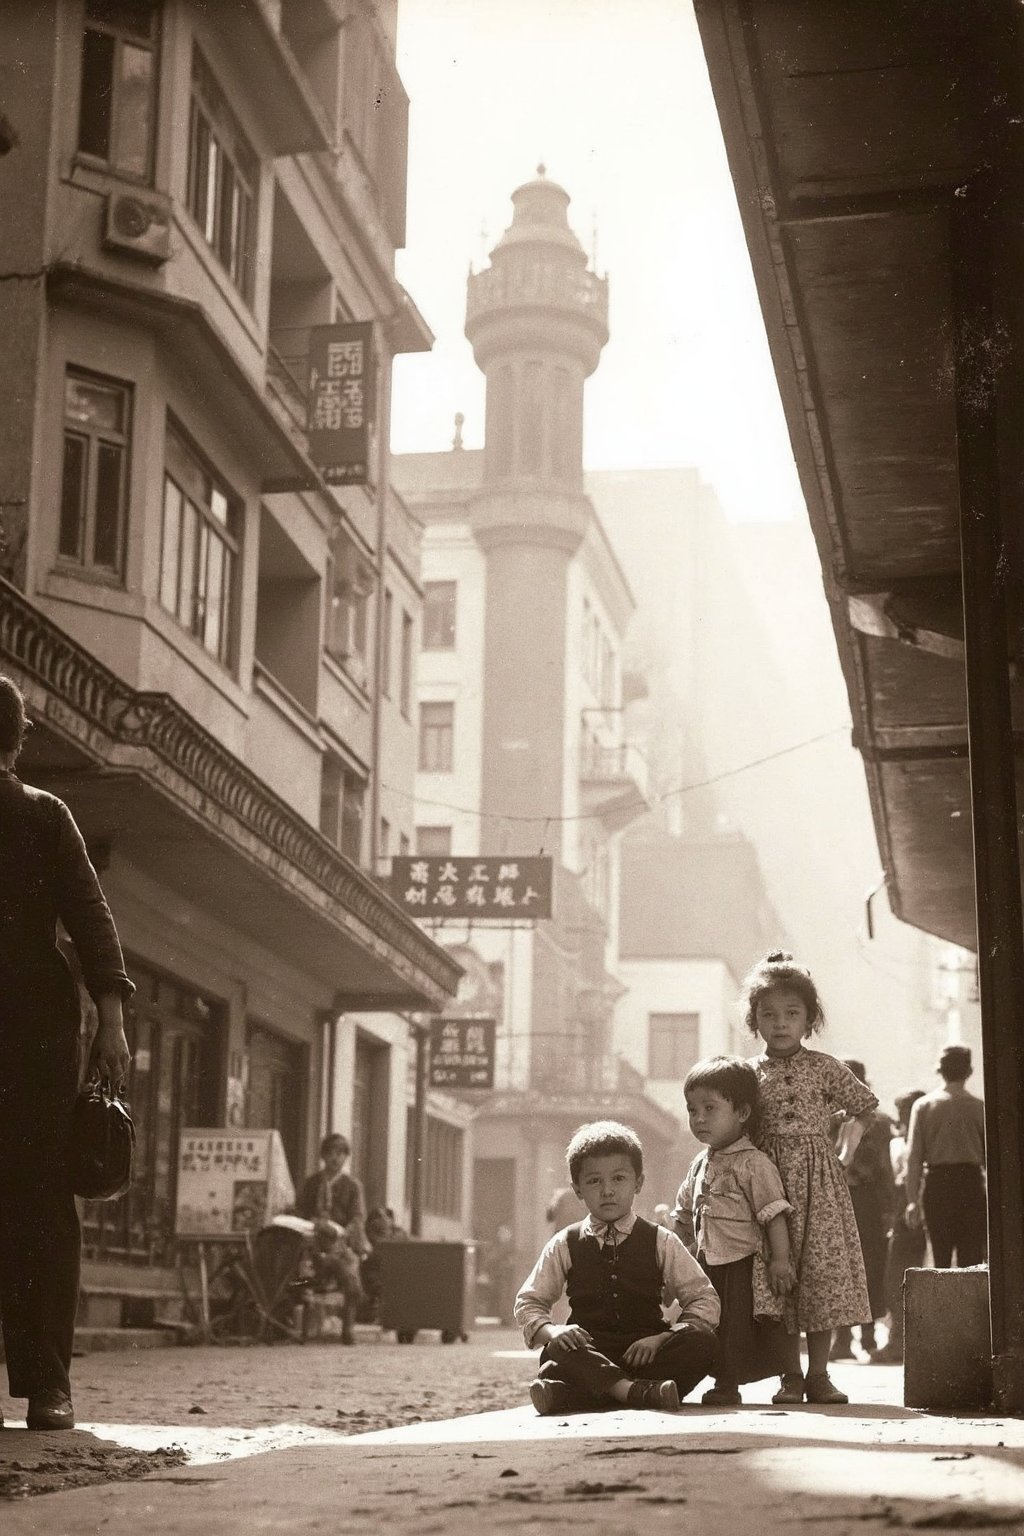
[390,0,804,522]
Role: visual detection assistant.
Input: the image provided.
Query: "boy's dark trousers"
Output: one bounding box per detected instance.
[537,1323,717,1407]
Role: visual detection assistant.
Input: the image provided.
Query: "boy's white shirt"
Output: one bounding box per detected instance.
[513,1210,721,1348]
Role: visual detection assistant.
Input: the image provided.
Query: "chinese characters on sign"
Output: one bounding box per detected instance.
[174,1128,295,1239]
[429,1017,496,1089]
[306,321,375,486]
[390,856,553,920]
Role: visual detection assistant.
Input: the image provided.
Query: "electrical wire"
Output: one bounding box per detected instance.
[384,723,851,828]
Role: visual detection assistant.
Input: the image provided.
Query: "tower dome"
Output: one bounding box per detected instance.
[466,170,608,487]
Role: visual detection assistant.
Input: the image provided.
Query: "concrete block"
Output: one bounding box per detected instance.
[76,1292,123,1329]
[904,1267,992,1409]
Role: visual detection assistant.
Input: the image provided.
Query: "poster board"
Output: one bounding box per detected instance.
[175,1128,295,1240]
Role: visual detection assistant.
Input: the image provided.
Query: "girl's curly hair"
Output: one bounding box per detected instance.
[740,949,825,1036]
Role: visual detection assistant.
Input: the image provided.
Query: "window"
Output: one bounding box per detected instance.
[77,0,159,181]
[159,423,240,666]
[60,369,131,574]
[521,360,543,473]
[319,752,366,863]
[187,47,257,299]
[415,825,452,856]
[419,702,453,773]
[398,832,410,857]
[326,534,375,683]
[422,581,456,650]
[379,816,390,858]
[648,1013,700,1081]
[406,1109,463,1220]
[381,587,394,696]
[399,609,413,718]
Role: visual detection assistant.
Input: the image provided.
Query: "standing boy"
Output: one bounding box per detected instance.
[905,1044,986,1267]
[515,1121,719,1414]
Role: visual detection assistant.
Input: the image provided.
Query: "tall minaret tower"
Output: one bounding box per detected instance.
[466,166,608,489]
[464,170,609,855]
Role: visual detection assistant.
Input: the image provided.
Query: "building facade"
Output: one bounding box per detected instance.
[0,0,463,1270]
[394,171,679,1286]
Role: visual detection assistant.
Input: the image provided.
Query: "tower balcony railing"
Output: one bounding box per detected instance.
[466,260,609,328]
[579,735,649,798]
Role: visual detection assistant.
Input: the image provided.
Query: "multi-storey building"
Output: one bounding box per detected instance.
[0,0,463,1279]
[394,170,679,1281]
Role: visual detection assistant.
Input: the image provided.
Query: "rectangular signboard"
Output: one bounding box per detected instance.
[391,855,553,920]
[174,1128,295,1239]
[429,1016,496,1089]
[306,321,374,486]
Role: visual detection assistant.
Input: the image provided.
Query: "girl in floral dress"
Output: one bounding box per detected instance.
[743,950,878,1405]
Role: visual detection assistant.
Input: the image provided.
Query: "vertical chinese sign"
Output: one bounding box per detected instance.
[429,1018,496,1089]
[306,321,375,486]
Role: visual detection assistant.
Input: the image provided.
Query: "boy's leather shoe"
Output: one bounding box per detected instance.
[701,1383,742,1406]
[529,1378,571,1416]
[626,1378,680,1412]
[27,1390,75,1430]
[771,1373,805,1404]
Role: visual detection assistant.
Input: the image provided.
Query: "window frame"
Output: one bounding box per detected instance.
[186,46,258,302]
[399,608,413,718]
[647,1012,700,1082]
[77,0,160,184]
[422,580,457,651]
[158,421,241,669]
[59,366,133,579]
[418,701,454,774]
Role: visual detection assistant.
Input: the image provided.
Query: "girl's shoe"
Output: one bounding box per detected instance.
[701,1384,742,1406]
[803,1372,848,1404]
[771,1373,805,1404]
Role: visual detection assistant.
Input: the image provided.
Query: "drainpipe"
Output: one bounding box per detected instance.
[368,326,392,873]
[409,1017,428,1237]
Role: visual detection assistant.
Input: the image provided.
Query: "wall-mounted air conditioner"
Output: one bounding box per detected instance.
[103,190,171,264]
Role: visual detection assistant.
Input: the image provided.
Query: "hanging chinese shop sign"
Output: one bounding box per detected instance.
[391,856,553,920]
[429,1017,496,1089]
[306,321,375,486]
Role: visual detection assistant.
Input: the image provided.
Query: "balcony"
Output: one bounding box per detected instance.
[579,730,649,831]
[466,260,609,335]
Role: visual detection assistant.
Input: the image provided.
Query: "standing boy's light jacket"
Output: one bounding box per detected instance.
[514,1210,720,1346]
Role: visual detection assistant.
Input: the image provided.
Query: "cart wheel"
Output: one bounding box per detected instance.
[396,1329,417,1344]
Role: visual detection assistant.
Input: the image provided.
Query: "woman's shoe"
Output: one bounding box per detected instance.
[771,1373,805,1404]
[804,1372,848,1404]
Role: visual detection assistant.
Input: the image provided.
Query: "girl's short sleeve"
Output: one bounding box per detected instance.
[824,1053,878,1116]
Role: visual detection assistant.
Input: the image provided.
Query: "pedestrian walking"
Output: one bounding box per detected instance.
[830,1059,895,1361]
[905,1044,986,1267]
[515,1120,719,1415]
[673,1055,794,1405]
[872,1088,927,1364]
[743,950,879,1405]
[0,675,133,1431]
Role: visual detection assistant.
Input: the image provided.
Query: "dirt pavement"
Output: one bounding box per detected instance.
[2,1332,1023,1531]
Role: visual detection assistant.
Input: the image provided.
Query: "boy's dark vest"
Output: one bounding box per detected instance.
[566,1217,665,1337]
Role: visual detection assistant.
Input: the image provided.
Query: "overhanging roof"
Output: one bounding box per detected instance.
[0,578,461,1012]
[693,0,1004,949]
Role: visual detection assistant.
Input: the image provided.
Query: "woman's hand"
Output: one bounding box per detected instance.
[622,1333,668,1368]
[89,995,131,1087]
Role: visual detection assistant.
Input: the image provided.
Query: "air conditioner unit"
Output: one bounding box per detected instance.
[103,190,171,264]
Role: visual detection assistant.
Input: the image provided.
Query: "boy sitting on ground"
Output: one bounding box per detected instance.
[515,1120,720,1414]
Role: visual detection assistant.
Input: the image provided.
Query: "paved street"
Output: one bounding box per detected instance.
[2,1330,1022,1532]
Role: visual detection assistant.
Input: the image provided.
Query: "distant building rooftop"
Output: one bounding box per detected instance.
[618,831,784,984]
[392,448,485,503]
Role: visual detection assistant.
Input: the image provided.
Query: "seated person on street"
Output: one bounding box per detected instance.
[515,1120,720,1415]
[296,1133,368,1344]
[359,1205,408,1321]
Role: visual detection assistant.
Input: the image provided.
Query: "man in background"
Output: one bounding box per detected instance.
[905,1045,986,1268]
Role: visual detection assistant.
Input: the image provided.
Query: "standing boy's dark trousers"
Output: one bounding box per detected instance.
[537,1323,717,1408]
[0,1035,81,1399]
[922,1164,986,1268]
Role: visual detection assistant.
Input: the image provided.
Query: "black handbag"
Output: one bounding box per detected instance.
[67,1076,135,1201]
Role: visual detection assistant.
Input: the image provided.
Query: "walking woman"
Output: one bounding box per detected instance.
[0,676,132,1430]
